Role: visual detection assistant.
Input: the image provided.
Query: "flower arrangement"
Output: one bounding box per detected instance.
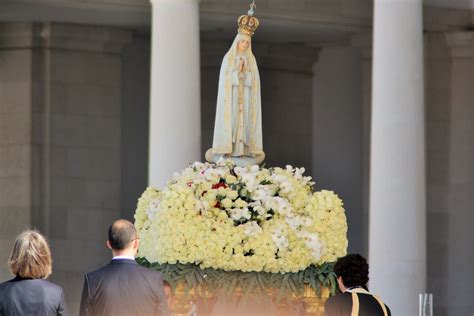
[135,160,347,274]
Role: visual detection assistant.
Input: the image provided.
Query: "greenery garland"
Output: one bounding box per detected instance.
[137,257,338,298]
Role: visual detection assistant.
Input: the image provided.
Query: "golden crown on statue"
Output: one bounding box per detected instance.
[237,1,260,36]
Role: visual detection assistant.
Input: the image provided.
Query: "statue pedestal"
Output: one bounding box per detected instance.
[205,148,265,166]
[171,284,330,316]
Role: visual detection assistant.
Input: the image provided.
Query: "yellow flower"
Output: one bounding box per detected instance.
[221,198,233,208]
[225,175,237,184]
[227,190,239,200]
[234,198,247,208]
[134,162,347,273]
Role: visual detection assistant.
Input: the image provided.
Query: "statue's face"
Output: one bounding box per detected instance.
[237,38,250,52]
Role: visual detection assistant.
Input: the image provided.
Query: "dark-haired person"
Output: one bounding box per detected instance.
[79,219,169,316]
[0,230,66,315]
[324,253,391,316]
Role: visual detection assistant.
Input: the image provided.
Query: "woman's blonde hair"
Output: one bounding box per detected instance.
[8,230,52,279]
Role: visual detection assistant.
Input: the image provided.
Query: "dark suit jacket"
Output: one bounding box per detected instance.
[79,259,169,316]
[0,276,66,316]
[324,291,391,316]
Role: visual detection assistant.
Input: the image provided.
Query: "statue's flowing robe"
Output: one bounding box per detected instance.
[212,34,263,156]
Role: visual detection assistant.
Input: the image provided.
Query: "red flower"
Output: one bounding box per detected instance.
[212,182,227,190]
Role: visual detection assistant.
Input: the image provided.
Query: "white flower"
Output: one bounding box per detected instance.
[251,185,274,201]
[285,215,313,230]
[243,221,262,236]
[270,174,287,184]
[264,196,292,216]
[303,176,314,186]
[241,208,251,219]
[196,200,210,213]
[249,201,266,216]
[147,199,161,220]
[294,167,305,180]
[241,173,258,192]
[272,226,289,250]
[203,168,225,182]
[234,166,246,176]
[297,231,322,260]
[280,181,293,194]
[191,161,206,169]
[230,207,251,221]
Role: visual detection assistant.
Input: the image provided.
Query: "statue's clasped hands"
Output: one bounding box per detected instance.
[238,58,246,72]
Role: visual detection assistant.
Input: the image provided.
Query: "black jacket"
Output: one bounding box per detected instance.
[79,259,169,316]
[324,291,391,316]
[0,277,66,316]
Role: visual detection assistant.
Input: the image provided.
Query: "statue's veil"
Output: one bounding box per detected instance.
[212,33,263,155]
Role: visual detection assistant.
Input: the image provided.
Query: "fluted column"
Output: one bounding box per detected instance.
[369,0,426,315]
[148,0,201,188]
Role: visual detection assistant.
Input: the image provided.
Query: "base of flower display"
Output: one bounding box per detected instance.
[134,160,348,315]
[136,259,337,316]
[171,283,330,316]
[205,148,265,166]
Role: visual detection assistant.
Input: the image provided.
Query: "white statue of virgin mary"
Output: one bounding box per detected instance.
[206,9,265,165]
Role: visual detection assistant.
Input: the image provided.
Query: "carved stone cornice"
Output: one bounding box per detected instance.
[445,31,474,59]
[424,5,472,32]
[0,0,150,29]
[0,22,132,53]
[0,23,42,49]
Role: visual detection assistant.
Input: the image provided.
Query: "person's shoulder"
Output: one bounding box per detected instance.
[324,292,352,316]
[0,278,15,292]
[1,278,63,295]
[0,278,15,286]
[84,261,114,279]
[134,264,163,278]
[35,279,64,294]
[326,292,352,304]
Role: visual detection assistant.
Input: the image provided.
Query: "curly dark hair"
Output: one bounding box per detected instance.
[333,253,369,288]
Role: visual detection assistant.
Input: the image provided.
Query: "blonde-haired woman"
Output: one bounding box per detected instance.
[0,230,66,315]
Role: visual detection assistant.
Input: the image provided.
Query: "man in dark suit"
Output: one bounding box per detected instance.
[324,254,391,316]
[79,219,169,316]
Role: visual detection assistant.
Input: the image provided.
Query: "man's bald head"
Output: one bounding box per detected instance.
[108,219,137,250]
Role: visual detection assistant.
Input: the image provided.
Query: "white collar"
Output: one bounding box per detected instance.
[112,255,135,260]
[345,286,365,292]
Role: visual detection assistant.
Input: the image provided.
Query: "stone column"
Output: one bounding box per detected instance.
[148,0,201,188]
[351,33,372,257]
[444,31,474,316]
[369,1,426,315]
